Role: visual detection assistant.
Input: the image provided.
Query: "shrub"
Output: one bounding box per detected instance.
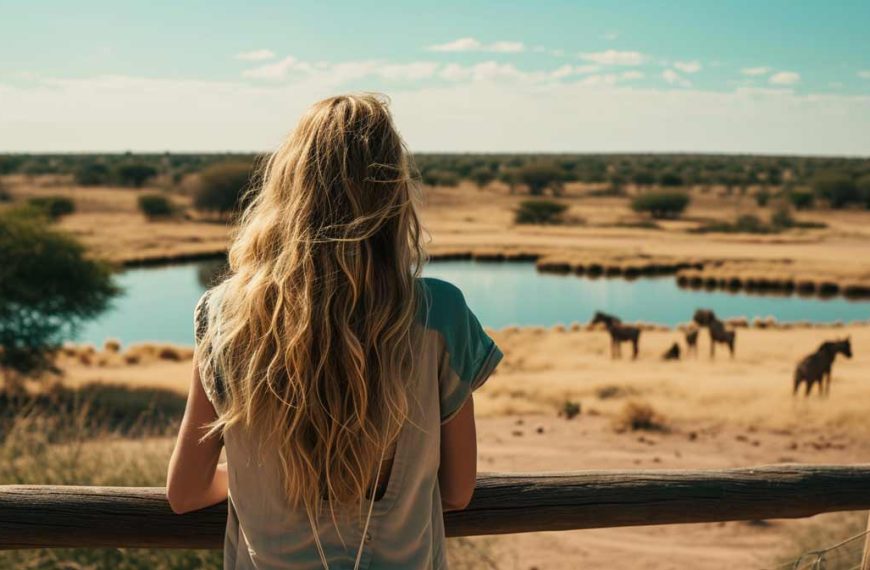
[517,163,564,196]
[0,180,10,203]
[0,213,117,380]
[659,171,685,187]
[515,199,568,224]
[631,170,656,187]
[74,162,111,186]
[469,167,495,189]
[115,163,158,188]
[858,174,870,209]
[422,169,460,187]
[26,195,75,220]
[137,193,173,220]
[812,172,859,208]
[193,161,255,214]
[788,189,814,210]
[631,191,690,219]
[755,189,771,207]
[734,214,765,233]
[770,205,794,229]
[612,401,667,432]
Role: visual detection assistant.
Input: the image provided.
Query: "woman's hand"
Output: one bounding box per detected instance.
[166,356,228,514]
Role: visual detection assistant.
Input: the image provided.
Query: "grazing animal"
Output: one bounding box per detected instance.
[684,328,699,357]
[794,337,852,397]
[591,311,641,360]
[662,342,681,360]
[693,308,736,358]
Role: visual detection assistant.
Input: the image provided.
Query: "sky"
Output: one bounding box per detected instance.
[1,0,869,155]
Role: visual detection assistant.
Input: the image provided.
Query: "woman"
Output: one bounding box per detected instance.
[166,94,502,570]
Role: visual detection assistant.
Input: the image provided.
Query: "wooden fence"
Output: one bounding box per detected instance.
[2,464,870,563]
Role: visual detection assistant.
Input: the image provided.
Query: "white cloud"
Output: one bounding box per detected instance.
[673,60,702,73]
[601,32,619,41]
[234,49,275,61]
[427,37,481,52]
[243,56,312,79]
[621,70,644,80]
[662,69,691,87]
[578,50,646,66]
[858,70,870,79]
[426,37,525,53]
[377,62,440,80]
[741,67,771,76]
[769,71,800,85]
[4,72,869,155]
[487,41,525,53]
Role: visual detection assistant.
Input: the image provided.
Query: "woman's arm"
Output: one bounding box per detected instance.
[438,395,477,512]
[166,357,228,514]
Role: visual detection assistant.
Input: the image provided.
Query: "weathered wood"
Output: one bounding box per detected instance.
[2,464,870,550]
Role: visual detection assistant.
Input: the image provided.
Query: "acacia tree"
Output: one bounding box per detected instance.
[0,211,117,386]
[517,163,564,196]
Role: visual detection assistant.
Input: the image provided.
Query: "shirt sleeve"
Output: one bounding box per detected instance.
[432,282,503,424]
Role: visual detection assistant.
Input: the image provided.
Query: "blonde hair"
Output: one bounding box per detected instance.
[197,93,425,518]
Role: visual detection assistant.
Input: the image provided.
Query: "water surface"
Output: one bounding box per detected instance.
[74,259,870,346]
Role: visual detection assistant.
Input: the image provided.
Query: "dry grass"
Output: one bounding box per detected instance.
[611,401,668,433]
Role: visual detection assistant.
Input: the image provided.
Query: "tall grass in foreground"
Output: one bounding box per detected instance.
[0,385,497,569]
[775,511,868,569]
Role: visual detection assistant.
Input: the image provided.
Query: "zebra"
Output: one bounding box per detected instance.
[591,311,641,360]
[684,328,699,357]
[693,308,736,359]
[794,338,852,397]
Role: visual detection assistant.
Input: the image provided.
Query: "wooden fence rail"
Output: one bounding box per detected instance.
[2,464,870,550]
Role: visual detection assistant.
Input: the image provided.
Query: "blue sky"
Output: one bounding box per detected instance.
[1,0,869,154]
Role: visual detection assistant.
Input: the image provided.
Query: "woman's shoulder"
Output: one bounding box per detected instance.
[416,277,469,324]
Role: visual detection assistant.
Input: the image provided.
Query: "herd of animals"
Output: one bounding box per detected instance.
[589,309,854,398]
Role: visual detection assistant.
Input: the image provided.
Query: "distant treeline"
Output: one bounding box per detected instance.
[2,152,870,205]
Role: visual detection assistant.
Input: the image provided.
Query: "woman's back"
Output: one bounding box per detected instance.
[168,94,501,570]
[195,277,501,569]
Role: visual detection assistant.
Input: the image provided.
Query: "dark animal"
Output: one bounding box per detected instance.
[794,337,852,397]
[693,308,736,358]
[684,328,698,357]
[591,311,640,359]
[662,342,681,360]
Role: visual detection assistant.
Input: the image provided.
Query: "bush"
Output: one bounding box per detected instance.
[631,191,690,219]
[755,189,771,207]
[515,199,568,225]
[422,169,460,187]
[0,180,10,203]
[26,195,75,220]
[517,163,564,196]
[0,213,117,380]
[734,214,765,233]
[193,161,255,214]
[612,401,667,432]
[468,167,495,189]
[115,163,158,188]
[788,189,814,210]
[137,193,174,220]
[858,174,870,209]
[770,205,794,229]
[812,172,859,208]
[74,162,111,186]
[659,171,685,187]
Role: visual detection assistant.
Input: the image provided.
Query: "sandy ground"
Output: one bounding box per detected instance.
[6,174,870,567]
[57,324,870,569]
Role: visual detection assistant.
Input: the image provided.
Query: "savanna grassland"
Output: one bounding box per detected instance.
[2,153,870,569]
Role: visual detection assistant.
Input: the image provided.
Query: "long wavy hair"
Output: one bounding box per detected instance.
[196,94,425,518]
